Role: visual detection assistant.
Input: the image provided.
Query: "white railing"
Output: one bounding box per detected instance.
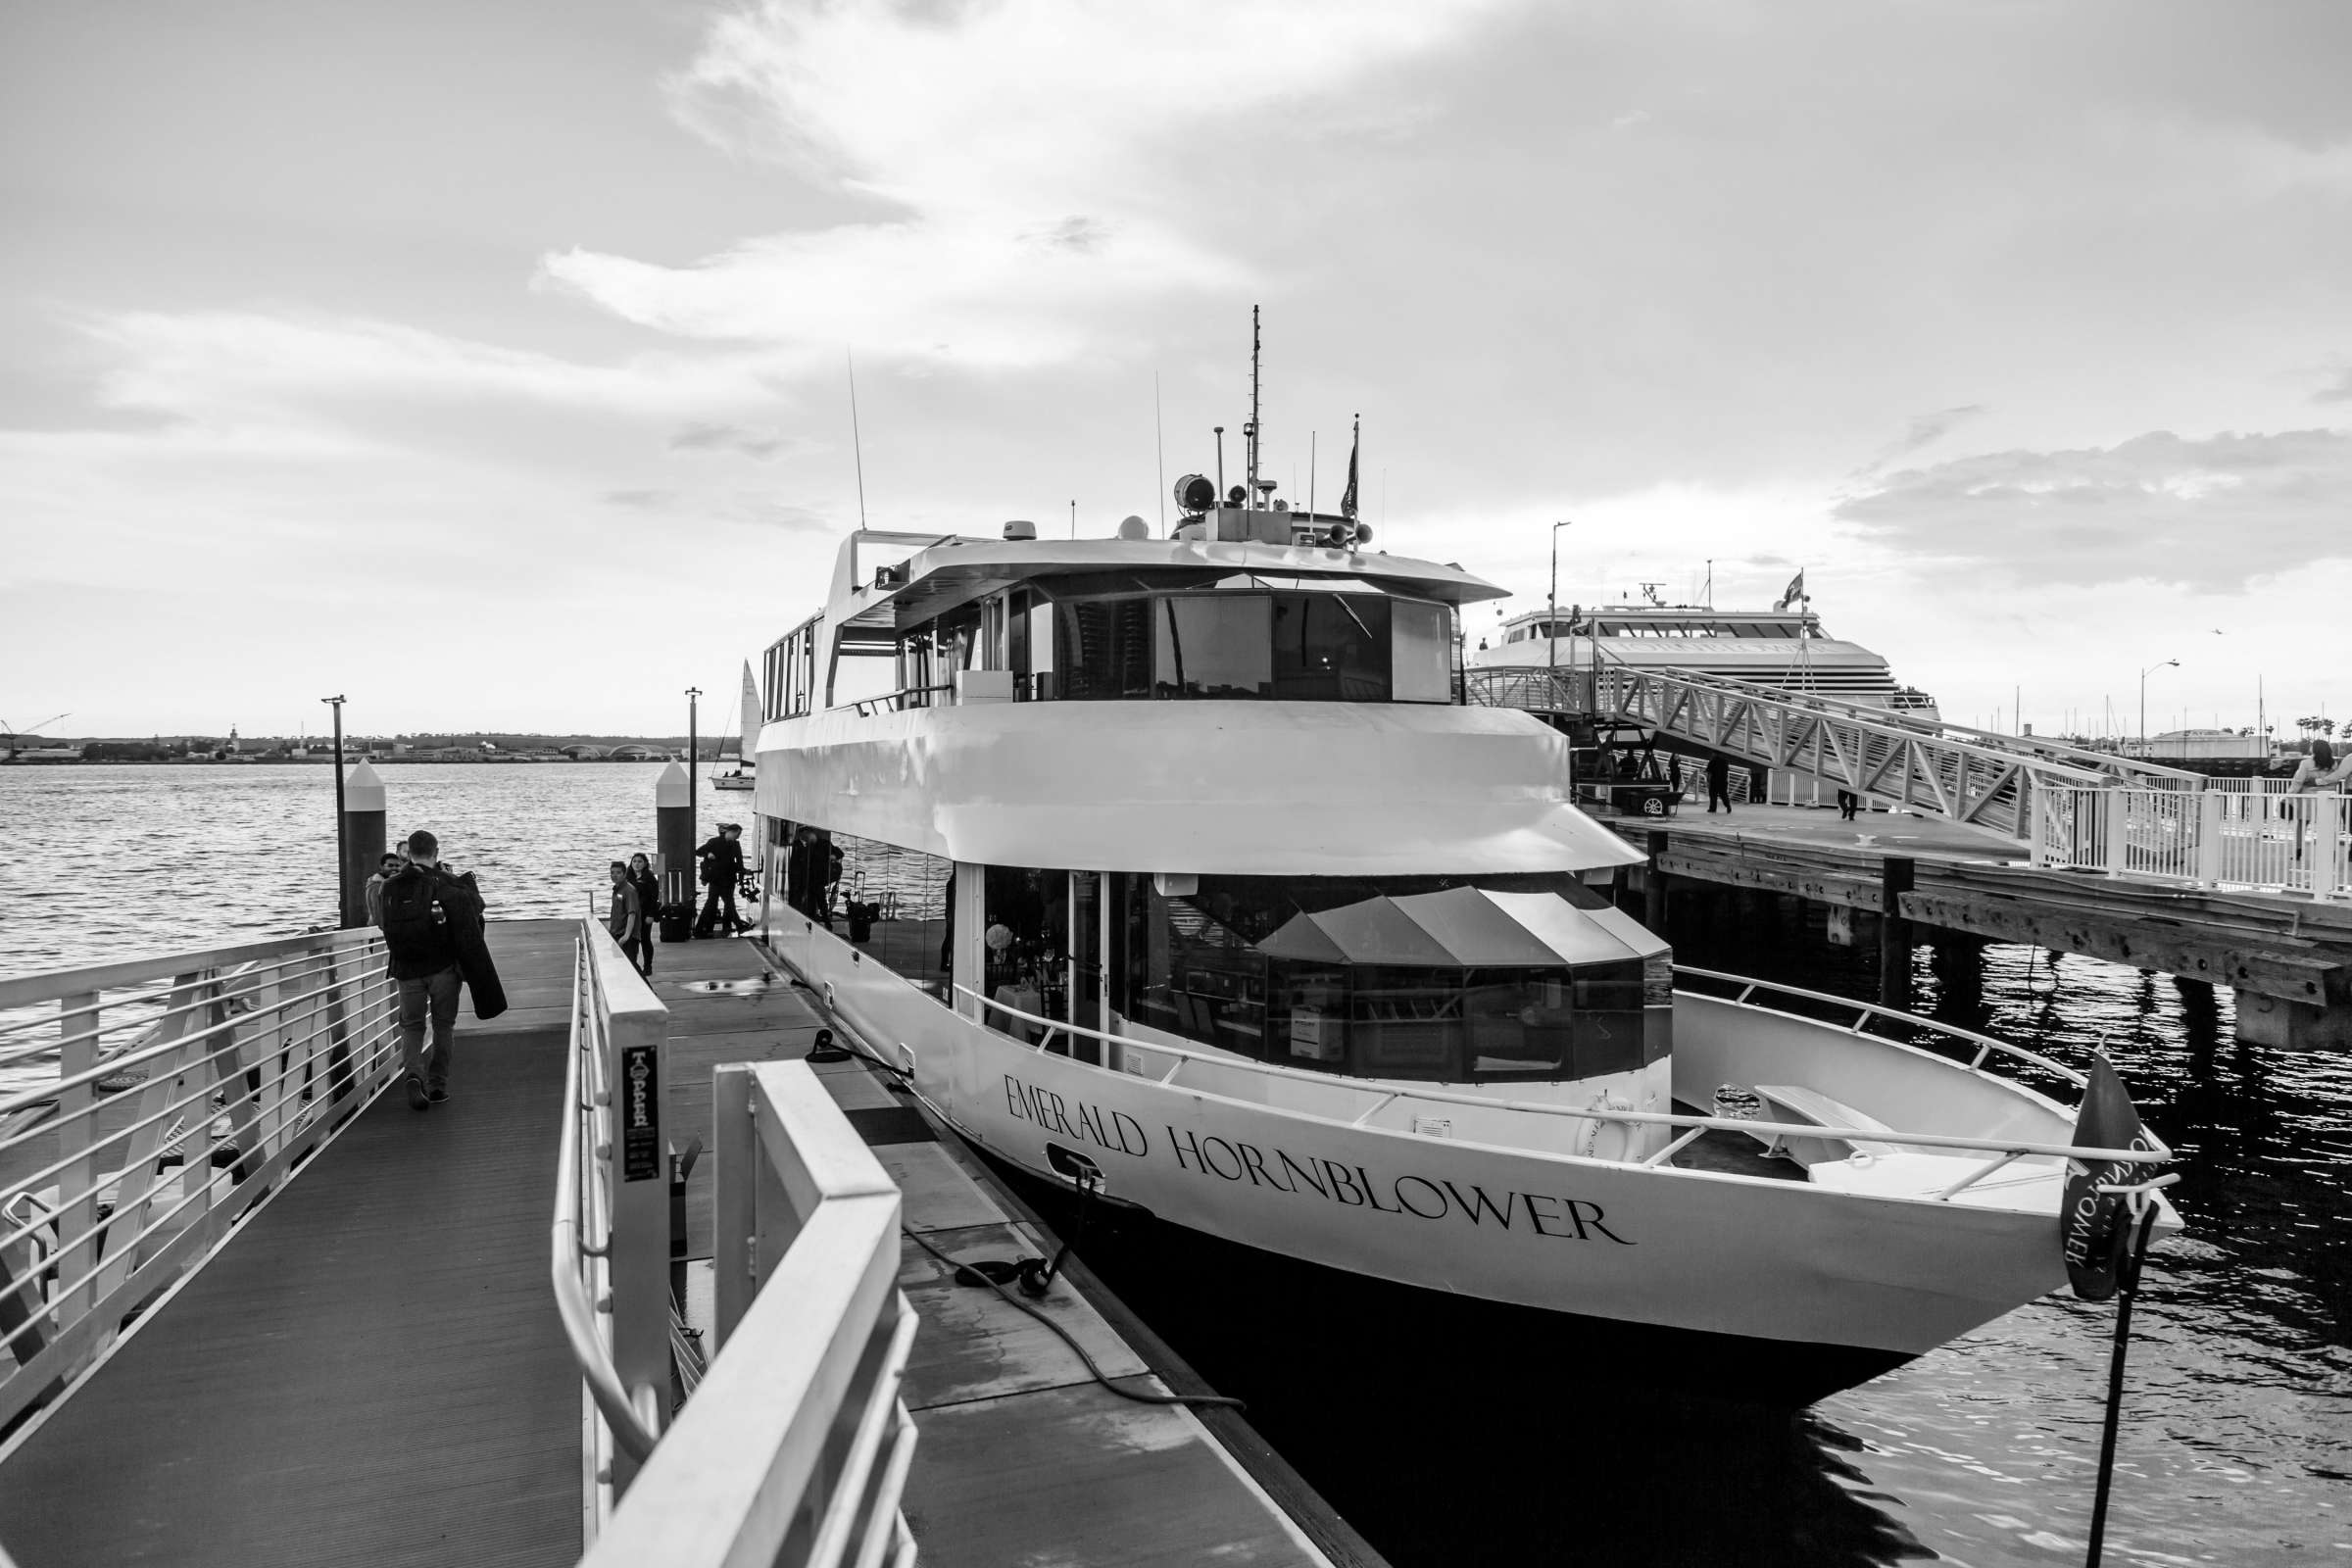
[582,1058,917,1568]
[952,979,2171,1200]
[2029,786,2352,896]
[1468,662,2202,837]
[0,929,402,1431]
[561,927,917,1566]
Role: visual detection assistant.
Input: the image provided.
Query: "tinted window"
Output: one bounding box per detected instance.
[1154,595,1272,698]
[1272,594,1389,701]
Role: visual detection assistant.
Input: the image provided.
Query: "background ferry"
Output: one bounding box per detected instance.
[1474,596,1941,717]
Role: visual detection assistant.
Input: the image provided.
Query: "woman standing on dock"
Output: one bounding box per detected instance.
[625,852,660,976]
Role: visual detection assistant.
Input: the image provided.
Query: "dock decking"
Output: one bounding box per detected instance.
[0,919,1363,1567]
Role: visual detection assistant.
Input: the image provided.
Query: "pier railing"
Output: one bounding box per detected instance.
[563,927,918,1566]
[1469,663,2202,838]
[2030,786,2352,896]
[0,929,400,1431]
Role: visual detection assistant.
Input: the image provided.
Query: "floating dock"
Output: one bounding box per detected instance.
[0,920,1371,1566]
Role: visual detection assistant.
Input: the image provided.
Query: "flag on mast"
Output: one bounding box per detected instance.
[1340,414,1360,520]
[1775,569,1806,612]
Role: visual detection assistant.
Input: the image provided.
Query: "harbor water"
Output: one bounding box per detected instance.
[3,764,2346,1564]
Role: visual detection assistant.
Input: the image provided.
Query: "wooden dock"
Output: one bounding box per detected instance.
[651,934,1375,1568]
[1626,805,2352,1048]
[0,917,1368,1566]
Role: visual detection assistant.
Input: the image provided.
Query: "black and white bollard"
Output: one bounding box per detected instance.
[656,760,695,942]
[341,760,386,928]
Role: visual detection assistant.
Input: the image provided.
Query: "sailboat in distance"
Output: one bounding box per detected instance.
[713,661,759,791]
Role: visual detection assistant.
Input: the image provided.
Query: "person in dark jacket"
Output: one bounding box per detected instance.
[625,852,661,974]
[377,830,483,1109]
[1705,755,1734,814]
[695,823,749,936]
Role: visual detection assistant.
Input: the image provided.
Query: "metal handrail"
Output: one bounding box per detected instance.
[1670,963,2102,1095]
[552,935,661,1463]
[951,987,2170,1167]
[0,931,402,1430]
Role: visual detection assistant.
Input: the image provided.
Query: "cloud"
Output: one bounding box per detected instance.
[1834,426,2352,589]
[667,421,804,460]
[604,488,674,509]
[539,0,1511,367]
[2318,368,2352,405]
[1858,405,1986,474]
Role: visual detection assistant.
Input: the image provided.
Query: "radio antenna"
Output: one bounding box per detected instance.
[1154,371,1166,530]
[1245,306,1261,506]
[846,347,869,529]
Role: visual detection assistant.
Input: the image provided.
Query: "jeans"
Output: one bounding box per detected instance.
[623,929,655,975]
[1708,780,1732,812]
[396,964,461,1091]
[696,882,741,935]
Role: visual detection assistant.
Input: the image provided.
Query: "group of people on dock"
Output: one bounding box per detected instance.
[603,824,754,976]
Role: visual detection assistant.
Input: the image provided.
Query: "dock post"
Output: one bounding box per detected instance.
[1644,830,1668,932]
[1879,857,1915,1010]
[340,761,385,929]
[656,760,695,942]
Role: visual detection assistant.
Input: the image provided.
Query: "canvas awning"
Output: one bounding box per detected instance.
[1253,887,1668,969]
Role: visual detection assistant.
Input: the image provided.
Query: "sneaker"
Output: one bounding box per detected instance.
[427,1086,449,1104]
[406,1075,429,1111]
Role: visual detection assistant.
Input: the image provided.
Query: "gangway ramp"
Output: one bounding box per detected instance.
[1467,662,2199,841]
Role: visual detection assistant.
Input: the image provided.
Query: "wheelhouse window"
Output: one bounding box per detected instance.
[1046,588,1452,705]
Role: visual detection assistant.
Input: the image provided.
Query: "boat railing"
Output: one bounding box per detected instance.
[2029,784,2352,897]
[0,928,402,1433]
[950,985,2171,1190]
[564,924,918,1566]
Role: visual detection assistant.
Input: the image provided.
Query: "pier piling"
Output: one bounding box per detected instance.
[656,760,695,942]
[1645,830,1669,933]
[1879,857,1914,1010]
[339,760,385,929]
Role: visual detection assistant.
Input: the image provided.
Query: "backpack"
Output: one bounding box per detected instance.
[379,872,448,963]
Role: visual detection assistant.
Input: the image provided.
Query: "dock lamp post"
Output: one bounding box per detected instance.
[1547,519,1573,704]
[2138,660,2179,758]
[321,695,347,926]
[685,686,702,803]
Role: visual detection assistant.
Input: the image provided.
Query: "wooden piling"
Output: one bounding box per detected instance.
[656,760,695,941]
[1645,830,1669,932]
[1879,856,1914,1010]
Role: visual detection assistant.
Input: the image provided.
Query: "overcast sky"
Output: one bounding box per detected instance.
[5,0,2349,741]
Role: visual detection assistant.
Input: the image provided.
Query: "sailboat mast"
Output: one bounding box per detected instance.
[1246,305,1261,506]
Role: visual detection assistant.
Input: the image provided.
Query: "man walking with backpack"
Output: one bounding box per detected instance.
[378,829,485,1109]
[694,822,749,937]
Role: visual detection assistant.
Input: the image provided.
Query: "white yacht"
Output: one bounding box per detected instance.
[747,501,2173,1402]
[1473,599,1940,717]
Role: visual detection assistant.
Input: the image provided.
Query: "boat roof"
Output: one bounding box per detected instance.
[1257,887,1668,968]
[833,531,1507,632]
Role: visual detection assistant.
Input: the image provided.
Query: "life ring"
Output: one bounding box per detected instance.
[1578,1095,1640,1161]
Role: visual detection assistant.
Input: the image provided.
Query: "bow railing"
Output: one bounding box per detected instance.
[0,929,401,1431]
[2029,785,2352,896]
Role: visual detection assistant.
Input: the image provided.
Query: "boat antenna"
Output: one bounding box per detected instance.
[1705,559,1713,610]
[1308,430,1316,523]
[1154,370,1166,531]
[846,347,868,529]
[1069,499,1076,539]
[1245,305,1260,507]
[1214,425,1225,506]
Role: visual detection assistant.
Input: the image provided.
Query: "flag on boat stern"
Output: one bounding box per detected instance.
[1341,415,1360,520]
[1774,569,1806,611]
[2060,1053,2155,1301]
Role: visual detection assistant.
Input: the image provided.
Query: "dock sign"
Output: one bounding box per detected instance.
[621,1043,661,1183]
[2060,1053,2151,1300]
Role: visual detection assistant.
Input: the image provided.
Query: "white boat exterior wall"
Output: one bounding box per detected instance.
[772,913,2069,1357]
[752,701,1643,876]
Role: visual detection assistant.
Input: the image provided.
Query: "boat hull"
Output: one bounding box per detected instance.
[769,918,2071,1367]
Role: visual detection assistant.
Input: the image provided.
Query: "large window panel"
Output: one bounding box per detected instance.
[1392,600,1453,703]
[1153,595,1272,698]
[1055,598,1153,699]
[1272,594,1390,702]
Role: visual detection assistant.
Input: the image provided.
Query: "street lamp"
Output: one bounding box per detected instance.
[321,695,347,926]
[1546,520,1573,702]
[686,686,703,801]
[2137,660,2178,757]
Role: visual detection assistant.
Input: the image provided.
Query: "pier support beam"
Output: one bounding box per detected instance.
[1645,830,1669,933]
[339,761,385,929]
[2232,992,2352,1053]
[1879,857,1914,1010]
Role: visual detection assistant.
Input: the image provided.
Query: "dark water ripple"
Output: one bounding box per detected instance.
[3,767,2347,1561]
